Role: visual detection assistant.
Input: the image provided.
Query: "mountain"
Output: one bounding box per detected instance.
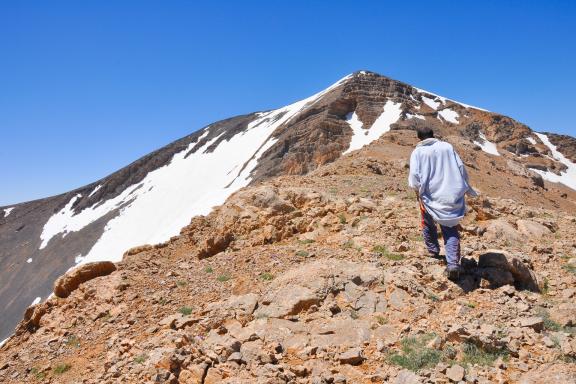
[1,71,575,377]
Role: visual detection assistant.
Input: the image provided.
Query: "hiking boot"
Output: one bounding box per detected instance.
[427,253,447,264]
[444,265,462,281]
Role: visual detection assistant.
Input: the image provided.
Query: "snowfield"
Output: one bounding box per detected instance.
[39,75,353,265]
[531,133,576,190]
[473,132,500,156]
[344,100,402,154]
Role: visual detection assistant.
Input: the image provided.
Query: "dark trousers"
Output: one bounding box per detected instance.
[420,202,461,267]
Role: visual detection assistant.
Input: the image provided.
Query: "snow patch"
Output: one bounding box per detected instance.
[31,297,41,306]
[405,113,425,120]
[416,87,488,111]
[531,133,576,191]
[27,258,33,263]
[0,338,8,347]
[526,136,537,145]
[438,108,459,124]
[344,100,402,154]
[422,96,441,110]
[39,75,353,265]
[3,207,14,217]
[75,254,86,264]
[88,185,102,197]
[473,132,500,156]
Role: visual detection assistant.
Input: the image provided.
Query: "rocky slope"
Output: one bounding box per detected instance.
[1,124,576,383]
[3,71,576,343]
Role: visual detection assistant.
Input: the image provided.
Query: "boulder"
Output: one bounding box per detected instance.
[446,364,465,382]
[516,220,551,238]
[478,250,539,291]
[338,347,364,365]
[53,261,117,298]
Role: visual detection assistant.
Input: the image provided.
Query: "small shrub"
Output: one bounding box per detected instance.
[298,239,315,244]
[460,342,509,366]
[65,335,80,348]
[338,213,347,224]
[376,315,387,325]
[205,266,214,273]
[178,306,193,316]
[176,280,188,287]
[260,272,274,281]
[217,274,231,282]
[427,293,440,302]
[466,302,476,309]
[53,363,71,375]
[373,245,404,261]
[30,367,46,380]
[563,264,576,275]
[134,354,147,364]
[388,334,441,372]
[295,250,309,257]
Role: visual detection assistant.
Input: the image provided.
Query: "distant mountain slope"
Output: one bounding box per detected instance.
[1,71,575,343]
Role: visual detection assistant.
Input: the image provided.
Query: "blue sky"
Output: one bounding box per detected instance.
[1,0,575,206]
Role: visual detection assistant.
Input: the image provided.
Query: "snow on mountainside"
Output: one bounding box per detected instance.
[1,70,575,345]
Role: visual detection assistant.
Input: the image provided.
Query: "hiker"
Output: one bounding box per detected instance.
[408,127,477,280]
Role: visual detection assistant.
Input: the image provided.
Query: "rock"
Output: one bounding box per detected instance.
[478,250,539,291]
[174,315,200,330]
[520,317,544,332]
[446,364,465,382]
[227,351,243,363]
[516,220,551,238]
[338,347,364,365]
[394,369,423,384]
[255,285,319,318]
[53,261,117,298]
[484,220,523,243]
[549,303,576,327]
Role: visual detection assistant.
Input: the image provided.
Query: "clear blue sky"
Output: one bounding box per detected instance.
[1,0,575,206]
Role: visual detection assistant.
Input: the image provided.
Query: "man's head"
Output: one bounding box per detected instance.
[416,126,434,141]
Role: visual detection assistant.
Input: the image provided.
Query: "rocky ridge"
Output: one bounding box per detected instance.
[1,128,575,383]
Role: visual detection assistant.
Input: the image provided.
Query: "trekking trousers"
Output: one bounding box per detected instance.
[419,201,461,267]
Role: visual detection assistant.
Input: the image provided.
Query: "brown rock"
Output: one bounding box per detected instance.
[53,261,117,298]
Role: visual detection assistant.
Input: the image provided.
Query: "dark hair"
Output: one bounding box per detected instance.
[416,126,434,140]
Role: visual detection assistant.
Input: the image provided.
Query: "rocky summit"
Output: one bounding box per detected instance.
[1,71,575,383]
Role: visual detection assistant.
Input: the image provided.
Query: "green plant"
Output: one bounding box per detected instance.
[338,213,347,224]
[349,310,359,320]
[134,354,148,364]
[376,316,387,325]
[427,293,440,302]
[372,245,404,261]
[388,334,441,372]
[178,306,193,316]
[295,250,309,257]
[217,273,231,282]
[260,272,274,281]
[30,367,46,380]
[158,297,168,306]
[53,363,71,375]
[65,335,80,348]
[466,302,476,309]
[298,239,315,244]
[563,264,576,275]
[540,278,550,295]
[205,266,214,273]
[460,342,509,366]
[176,280,188,287]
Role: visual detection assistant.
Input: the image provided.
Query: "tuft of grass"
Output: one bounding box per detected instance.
[178,306,193,316]
[204,266,213,273]
[376,316,388,325]
[260,272,274,281]
[134,354,148,364]
[427,293,440,302]
[53,363,71,375]
[563,264,576,275]
[540,277,550,295]
[65,335,80,348]
[372,245,404,261]
[158,297,168,306]
[466,302,477,309]
[388,334,441,372]
[295,250,309,257]
[460,342,509,366]
[30,367,46,380]
[298,239,315,244]
[342,240,361,251]
[176,280,188,287]
[338,213,347,224]
[217,273,231,282]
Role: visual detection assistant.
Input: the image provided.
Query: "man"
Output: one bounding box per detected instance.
[408,127,477,280]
